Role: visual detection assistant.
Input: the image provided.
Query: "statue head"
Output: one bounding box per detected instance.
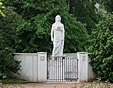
[55,15,61,22]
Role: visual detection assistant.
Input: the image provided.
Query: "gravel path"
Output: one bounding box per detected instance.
[1,83,113,88]
[1,83,81,88]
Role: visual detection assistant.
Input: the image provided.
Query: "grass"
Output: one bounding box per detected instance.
[81,82,111,88]
[81,78,111,88]
[0,77,29,88]
[0,77,112,88]
[0,77,28,84]
[0,82,112,88]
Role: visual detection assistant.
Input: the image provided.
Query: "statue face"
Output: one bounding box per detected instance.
[55,15,61,22]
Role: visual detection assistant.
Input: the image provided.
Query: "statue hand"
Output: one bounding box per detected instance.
[62,38,64,41]
[51,38,53,41]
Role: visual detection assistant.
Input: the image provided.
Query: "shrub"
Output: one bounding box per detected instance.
[0,48,20,78]
[0,7,22,79]
[88,12,113,82]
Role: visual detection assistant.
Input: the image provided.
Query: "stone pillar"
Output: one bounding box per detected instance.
[37,52,47,82]
[77,52,88,82]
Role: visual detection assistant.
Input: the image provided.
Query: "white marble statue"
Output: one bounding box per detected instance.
[51,15,65,57]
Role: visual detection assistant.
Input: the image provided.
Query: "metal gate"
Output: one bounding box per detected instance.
[47,54,78,82]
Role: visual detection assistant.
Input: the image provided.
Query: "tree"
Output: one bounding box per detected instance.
[67,0,99,34]
[87,7,113,82]
[4,0,89,53]
[0,7,22,78]
[105,0,113,12]
[0,0,5,17]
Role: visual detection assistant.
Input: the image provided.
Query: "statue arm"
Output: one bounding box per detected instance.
[51,25,54,41]
[62,24,65,40]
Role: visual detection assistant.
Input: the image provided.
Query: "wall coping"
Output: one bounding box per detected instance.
[14,52,47,56]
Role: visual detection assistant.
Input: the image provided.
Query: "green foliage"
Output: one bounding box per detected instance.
[0,0,5,17]
[5,0,88,53]
[67,0,99,34]
[0,48,21,78]
[0,7,22,78]
[0,77,27,84]
[88,11,113,82]
[0,7,24,48]
[104,0,113,12]
[82,78,110,88]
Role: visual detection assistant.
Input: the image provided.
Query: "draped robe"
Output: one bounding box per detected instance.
[51,22,65,57]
